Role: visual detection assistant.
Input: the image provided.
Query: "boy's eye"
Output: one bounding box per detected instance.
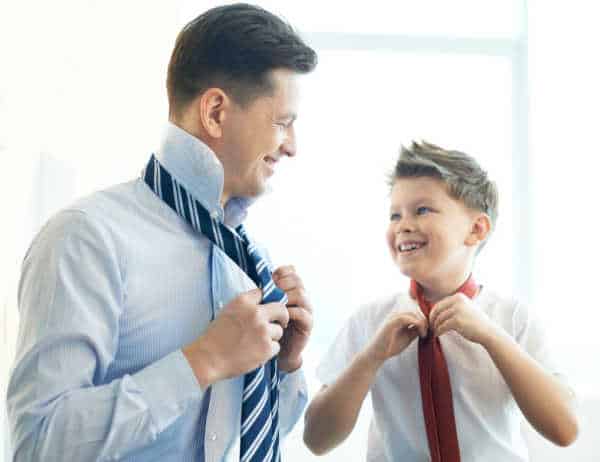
[390,213,401,221]
[416,206,432,215]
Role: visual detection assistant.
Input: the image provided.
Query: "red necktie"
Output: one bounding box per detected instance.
[410,276,478,462]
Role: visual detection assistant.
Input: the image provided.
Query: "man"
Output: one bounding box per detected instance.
[7,4,317,461]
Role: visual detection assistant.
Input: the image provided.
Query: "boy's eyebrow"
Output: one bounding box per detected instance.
[390,196,436,208]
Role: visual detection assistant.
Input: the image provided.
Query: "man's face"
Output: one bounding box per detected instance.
[218,68,300,201]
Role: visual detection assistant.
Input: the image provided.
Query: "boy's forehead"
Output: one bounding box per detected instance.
[391,176,449,201]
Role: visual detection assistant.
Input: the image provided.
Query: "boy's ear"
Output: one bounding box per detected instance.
[465,213,491,247]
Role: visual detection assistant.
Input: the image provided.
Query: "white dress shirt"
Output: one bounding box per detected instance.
[317,287,564,462]
[7,123,307,461]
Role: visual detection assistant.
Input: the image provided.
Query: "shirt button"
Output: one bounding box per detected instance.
[210,210,219,219]
[210,433,218,441]
[218,301,224,309]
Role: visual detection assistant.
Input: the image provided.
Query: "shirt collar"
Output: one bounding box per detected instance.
[155,122,253,228]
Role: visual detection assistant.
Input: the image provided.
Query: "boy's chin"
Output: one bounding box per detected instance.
[394,262,421,281]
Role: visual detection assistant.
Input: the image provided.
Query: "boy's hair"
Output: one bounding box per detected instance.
[390,141,499,249]
[167,3,318,119]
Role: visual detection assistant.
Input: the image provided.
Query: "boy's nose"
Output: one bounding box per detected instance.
[395,217,416,233]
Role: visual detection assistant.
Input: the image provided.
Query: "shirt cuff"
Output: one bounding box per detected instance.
[134,350,204,433]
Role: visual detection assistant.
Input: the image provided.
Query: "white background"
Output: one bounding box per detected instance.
[1,1,599,460]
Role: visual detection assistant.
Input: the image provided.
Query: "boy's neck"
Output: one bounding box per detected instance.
[418,268,474,304]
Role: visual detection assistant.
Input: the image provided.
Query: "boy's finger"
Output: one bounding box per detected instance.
[432,307,456,332]
[429,298,452,326]
[434,318,455,338]
[415,318,429,338]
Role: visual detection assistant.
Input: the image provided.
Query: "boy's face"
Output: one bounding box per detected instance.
[386,177,481,286]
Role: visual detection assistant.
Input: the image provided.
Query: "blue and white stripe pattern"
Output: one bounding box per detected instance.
[143,155,287,462]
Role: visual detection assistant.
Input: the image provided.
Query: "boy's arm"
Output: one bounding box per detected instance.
[429,293,579,447]
[303,351,381,455]
[304,311,427,455]
[481,330,578,446]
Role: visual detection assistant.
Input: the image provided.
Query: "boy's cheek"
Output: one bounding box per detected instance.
[385,231,396,255]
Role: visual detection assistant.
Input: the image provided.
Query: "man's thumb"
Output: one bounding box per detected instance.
[248,287,264,303]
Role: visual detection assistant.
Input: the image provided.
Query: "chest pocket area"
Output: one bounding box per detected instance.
[211,245,258,315]
[443,333,511,408]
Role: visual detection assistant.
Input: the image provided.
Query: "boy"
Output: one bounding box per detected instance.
[303,142,578,461]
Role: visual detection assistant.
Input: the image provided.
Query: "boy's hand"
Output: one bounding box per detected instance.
[366,310,428,365]
[429,293,499,345]
[272,265,313,372]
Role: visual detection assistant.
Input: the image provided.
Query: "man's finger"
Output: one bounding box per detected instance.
[285,288,311,311]
[274,273,303,292]
[269,340,281,358]
[268,322,284,341]
[264,302,290,327]
[272,265,296,281]
[287,307,313,332]
[244,287,264,305]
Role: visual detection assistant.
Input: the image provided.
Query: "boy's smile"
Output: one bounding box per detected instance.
[397,240,427,254]
[386,176,485,299]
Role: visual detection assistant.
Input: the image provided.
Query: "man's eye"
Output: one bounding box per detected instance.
[416,206,431,215]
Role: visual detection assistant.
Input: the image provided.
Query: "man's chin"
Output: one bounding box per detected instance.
[240,182,271,200]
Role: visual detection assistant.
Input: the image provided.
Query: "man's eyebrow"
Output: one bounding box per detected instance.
[277,112,297,122]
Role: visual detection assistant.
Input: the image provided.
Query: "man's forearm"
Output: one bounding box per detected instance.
[8,351,202,461]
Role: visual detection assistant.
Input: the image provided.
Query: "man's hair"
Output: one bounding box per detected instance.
[167,3,318,119]
[390,141,499,247]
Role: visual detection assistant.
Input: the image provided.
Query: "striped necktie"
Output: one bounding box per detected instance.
[410,275,478,462]
[143,154,286,462]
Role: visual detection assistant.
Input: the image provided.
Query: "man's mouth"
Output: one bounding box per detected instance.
[263,156,278,174]
[397,241,427,253]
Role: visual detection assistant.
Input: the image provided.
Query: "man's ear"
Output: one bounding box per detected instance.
[465,213,491,247]
[196,88,229,139]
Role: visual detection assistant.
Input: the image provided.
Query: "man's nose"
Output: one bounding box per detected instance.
[280,126,297,157]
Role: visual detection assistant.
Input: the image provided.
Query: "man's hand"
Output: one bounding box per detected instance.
[272,265,313,373]
[429,293,499,345]
[365,310,428,366]
[182,288,289,388]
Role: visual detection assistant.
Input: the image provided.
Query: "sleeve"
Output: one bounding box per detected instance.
[316,308,370,386]
[513,301,572,390]
[277,368,308,438]
[6,210,204,461]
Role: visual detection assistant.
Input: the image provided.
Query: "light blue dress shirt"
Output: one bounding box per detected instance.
[6,123,307,461]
